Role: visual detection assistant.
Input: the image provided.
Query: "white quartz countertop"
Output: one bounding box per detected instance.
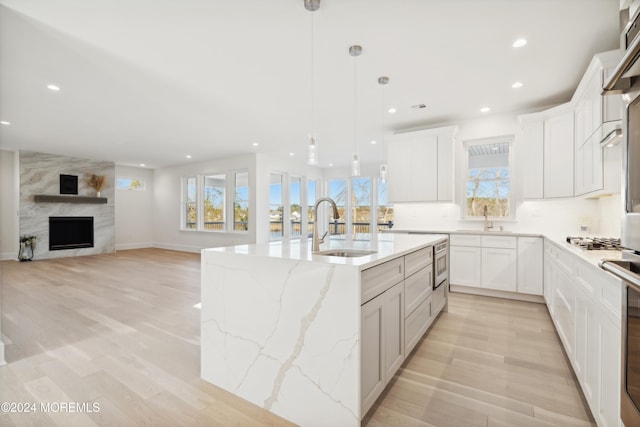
[544,235,624,267]
[204,233,448,269]
[386,228,542,237]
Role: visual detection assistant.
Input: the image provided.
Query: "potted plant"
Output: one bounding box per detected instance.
[18,235,36,261]
[87,174,106,197]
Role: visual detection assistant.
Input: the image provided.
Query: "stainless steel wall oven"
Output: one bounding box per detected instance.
[434,241,448,290]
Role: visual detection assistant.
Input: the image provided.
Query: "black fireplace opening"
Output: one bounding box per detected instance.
[49,216,94,251]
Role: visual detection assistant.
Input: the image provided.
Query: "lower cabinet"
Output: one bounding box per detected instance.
[481,247,517,292]
[543,240,621,427]
[450,245,482,286]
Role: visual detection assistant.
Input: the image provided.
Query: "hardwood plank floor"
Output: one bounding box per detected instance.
[0,249,595,426]
[0,249,295,427]
[363,293,596,427]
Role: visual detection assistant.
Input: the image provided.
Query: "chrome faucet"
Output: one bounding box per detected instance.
[483,205,493,231]
[313,197,339,252]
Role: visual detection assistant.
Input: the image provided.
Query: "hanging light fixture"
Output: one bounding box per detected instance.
[350,45,362,176]
[305,0,320,165]
[378,76,389,183]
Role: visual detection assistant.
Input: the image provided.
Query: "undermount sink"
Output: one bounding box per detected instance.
[314,249,377,258]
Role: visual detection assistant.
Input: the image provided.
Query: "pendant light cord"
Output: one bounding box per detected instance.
[310,11,314,137]
[353,51,357,155]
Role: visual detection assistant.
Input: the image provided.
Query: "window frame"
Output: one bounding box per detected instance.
[462,135,515,221]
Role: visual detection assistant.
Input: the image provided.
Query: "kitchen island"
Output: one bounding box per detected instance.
[201,233,448,427]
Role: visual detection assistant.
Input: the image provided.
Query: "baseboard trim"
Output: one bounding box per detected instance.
[116,242,153,251]
[152,242,202,254]
[450,284,545,304]
[1,252,17,261]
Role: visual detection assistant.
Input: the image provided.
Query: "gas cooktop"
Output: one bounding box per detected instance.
[566,236,623,251]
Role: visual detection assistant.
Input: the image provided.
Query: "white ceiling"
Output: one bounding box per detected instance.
[0,0,622,169]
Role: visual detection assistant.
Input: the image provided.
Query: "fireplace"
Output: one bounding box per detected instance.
[49,216,94,250]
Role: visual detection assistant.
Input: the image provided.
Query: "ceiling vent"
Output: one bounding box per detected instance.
[411,104,427,109]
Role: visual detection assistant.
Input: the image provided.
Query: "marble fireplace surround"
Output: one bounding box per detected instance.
[19,151,115,260]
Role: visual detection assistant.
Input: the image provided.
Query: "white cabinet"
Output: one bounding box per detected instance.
[518,106,574,200]
[383,282,405,384]
[543,239,622,427]
[544,108,574,198]
[450,245,482,287]
[387,126,456,203]
[519,119,544,199]
[517,237,543,295]
[481,248,517,292]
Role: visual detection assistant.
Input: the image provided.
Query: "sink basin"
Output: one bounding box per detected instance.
[315,249,377,258]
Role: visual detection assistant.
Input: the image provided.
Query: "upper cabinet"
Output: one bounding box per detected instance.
[518,104,575,199]
[387,126,457,203]
[518,49,623,200]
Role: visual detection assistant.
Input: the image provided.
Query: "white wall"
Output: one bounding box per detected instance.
[596,193,622,237]
[152,154,258,252]
[0,149,19,260]
[115,165,154,250]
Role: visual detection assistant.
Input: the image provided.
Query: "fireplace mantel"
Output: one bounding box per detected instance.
[34,195,107,204]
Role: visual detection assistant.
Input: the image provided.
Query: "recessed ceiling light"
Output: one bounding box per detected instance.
[328,163,333,167]
[186,154,192,159]
[0,121,10,125]
[512,38,527,48]
[47,84,60,91]
[139,163,145,167]
[480,107,491,113]
[252,142,259,147]
[388,108,397,114]
[289,152,295,156]
[512,81,523,89]
[371,140,377,145]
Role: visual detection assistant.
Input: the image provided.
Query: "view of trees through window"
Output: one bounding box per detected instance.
[116,177,145,190]
[351,178,371,234]
[466,141,511,217]
[377,181,394,229]
[204,174,225,230]
[234,172,249,231]
[329,179,347,235]
[269,173,283,239]
[185,177,197,229]
[290,177,302,237]
[307,180,317,237]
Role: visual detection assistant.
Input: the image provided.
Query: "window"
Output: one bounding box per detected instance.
[377,181,394,230]
[307,179,317,237]
[204,174,225,231]
[184,177,197,230]
[270,173,283,239]
[116,177,145,190]
[465,137,512,218]
[234,172,249,231]
[290,176,302,237]
[329,179,347,235]
[182,171,250,232]
[351,177,371,234]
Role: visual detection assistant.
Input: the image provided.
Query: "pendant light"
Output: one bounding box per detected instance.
[305,0,320,165]
[378,76,389,183]
[350,45,362,176]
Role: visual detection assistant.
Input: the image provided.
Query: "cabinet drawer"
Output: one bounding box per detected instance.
[482,235,517,249]
[450,234,482,247]
[405,267,432,317]
[405,246,433,277]
[405,296,431,355]
[362,258,404,304]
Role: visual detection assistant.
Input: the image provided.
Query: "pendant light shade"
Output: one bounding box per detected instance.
[307,135,318,165]
[350,45,362,176]
[378,76,390,183]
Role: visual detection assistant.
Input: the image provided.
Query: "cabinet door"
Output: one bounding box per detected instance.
[481,248,517,292]
[450,246,482,287]
[404,295,431,355]
[598,314,620,427]
[544,110,574,198]
[387,140,412,202]
[520,120,544,199]
[553,267,576,359]
[361,293,385,414]
[384,282,405,383]
[437,132,454,201]
[517,237,543,295]
[387,135,438,202]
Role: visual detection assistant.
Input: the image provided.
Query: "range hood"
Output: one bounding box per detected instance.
[603,9,640,94]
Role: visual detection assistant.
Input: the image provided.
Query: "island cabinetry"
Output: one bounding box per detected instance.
[361,243,439,415]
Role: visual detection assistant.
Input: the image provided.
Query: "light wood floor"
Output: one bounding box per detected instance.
[0,249,595,427]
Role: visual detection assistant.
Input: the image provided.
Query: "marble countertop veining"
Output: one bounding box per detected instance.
[203,233,448,269]
[544,235,624,267]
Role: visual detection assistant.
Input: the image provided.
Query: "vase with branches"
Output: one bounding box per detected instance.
[87,174,106,197]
